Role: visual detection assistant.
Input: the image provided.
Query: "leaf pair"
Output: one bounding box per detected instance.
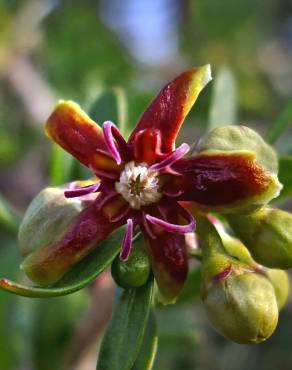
[96,277,157,370]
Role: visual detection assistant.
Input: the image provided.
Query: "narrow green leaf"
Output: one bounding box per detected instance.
[0,244,22,369]
[132,310,158,370]
[49,144,75,186]
[88,88,128,138]
[96,277,154,370]
[0,227,124,297]
[208,66,237,132]
[266,102,292,144]
[0,194,20,235]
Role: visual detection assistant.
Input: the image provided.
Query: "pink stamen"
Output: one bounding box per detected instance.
[103,121,126,165]
[64,183,100,198]
[150,143,189,172]
[120,219,134,261]
[145,206,195,234]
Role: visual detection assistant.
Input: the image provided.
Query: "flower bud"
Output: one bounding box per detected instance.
[111,244,150,289]
[202,269,279,344]
[266,269,290,310]
[18,187,83,257]
[227,207,292,269]
[196,216,278,344]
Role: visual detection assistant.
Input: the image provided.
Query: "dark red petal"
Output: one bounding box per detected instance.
[172,152,274,207]
[142,218,188,302]
[22,201,125,286]
[45,101,121,177]
[129,66,212,153]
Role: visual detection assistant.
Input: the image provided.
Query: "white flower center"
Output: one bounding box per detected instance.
[115,161,161,210]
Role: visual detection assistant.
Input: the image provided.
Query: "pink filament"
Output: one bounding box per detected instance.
[145,206,195,234]
[64,183,100,198]
[102,121,125,165]
[150,143,190,172]
[120,219,134,261]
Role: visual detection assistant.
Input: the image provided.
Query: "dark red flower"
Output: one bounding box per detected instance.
[23,66,280,301]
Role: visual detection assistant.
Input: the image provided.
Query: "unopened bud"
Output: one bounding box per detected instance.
[111,244,150,288]
[202,268,278,344]
[266,269,290,310]
[227,207,292,269]
[197,216,278,344]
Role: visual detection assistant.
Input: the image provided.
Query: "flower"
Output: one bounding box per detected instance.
[22,65,281,301]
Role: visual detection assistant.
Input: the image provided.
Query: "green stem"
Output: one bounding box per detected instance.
[195,215,226,259]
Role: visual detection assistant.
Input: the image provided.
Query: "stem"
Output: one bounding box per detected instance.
[188,248,202,261]
[195,215,226,259]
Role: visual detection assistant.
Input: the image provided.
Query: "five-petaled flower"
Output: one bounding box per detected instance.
[23,65,281,301]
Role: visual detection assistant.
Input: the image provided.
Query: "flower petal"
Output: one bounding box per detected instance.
[172,151,282,212]
[129,65,212,153]
[21,201,125,286]
[45,100,120,177]
[143,229,188,303]
[133,128,162,165]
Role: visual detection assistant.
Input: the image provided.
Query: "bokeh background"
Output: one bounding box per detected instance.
[0,1,292,369]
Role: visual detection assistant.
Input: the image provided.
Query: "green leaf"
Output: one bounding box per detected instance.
[0,194,20,235]
[208,66,237,132]
[49,144,75,186]
[88,88,128,138]
[0,227,124,297]
[0,244,22,369]
[132,310,158,370]
[266,102,292,144]
[96,277,154,370]
[277,155,292,199]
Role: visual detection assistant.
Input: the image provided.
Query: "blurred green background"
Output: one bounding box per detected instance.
[0,0,291,369]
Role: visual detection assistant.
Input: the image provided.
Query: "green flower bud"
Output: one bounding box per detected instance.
[227,207,292,269]
[213,219,290,311]
[111,245,150,289]
[266,269,290,310]
[197,216,278,344]
[18,187,83,256]
[202,270,279,344]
